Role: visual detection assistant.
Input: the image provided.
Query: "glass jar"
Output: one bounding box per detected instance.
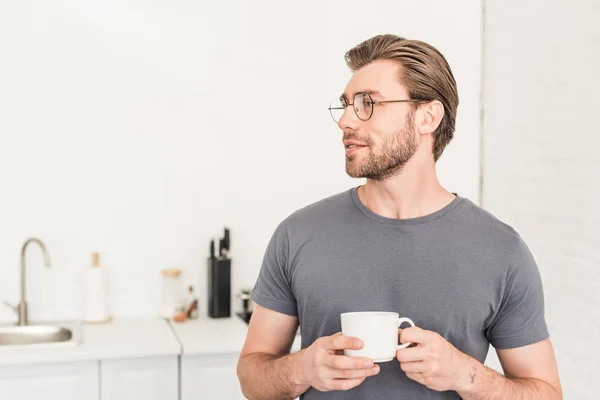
[160,268,183,319]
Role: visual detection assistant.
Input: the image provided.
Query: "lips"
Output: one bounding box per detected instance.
[343,140,368,149]
[344,142,368,155]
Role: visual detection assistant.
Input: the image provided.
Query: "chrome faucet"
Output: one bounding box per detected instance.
[2,238,51,326]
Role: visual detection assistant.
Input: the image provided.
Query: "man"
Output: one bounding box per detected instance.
[236,34,562,399]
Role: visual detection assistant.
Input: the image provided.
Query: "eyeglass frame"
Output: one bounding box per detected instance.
[328,92,426,123]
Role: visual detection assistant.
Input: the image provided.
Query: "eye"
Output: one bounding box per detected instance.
[361,97,374,109]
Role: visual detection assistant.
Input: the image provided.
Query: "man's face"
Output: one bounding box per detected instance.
[337,59,418,181]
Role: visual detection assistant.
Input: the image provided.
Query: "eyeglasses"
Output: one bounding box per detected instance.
[328,92,423,123]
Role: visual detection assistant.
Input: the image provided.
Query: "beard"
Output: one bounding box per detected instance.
[345,112,418,181]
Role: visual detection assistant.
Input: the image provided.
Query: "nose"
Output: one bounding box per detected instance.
[337,104,360,132]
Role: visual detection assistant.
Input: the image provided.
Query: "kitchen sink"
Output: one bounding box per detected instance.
[0,325,73,346]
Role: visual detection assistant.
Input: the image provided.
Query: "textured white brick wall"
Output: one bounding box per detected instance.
[483,1,600,398]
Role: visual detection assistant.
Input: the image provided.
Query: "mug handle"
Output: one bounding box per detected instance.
[396,317,416,350]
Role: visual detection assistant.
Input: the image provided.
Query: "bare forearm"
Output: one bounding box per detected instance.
[237,351,310,400]
[458,357,562,400]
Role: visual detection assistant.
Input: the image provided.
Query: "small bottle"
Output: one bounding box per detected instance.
[173,304,187,323]
[186,285,199,320]
[160,268,183,319]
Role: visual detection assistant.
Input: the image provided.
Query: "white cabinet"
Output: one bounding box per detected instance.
[181,336,302,400]
[100,356,178,400]
[0,360,99,400]
[0,320,301,400]
[0,356,178,400]
[182,353,245,400]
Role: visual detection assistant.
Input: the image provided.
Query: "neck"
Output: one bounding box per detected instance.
[357,151,455,220]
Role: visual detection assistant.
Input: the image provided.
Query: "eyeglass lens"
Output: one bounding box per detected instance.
[329,93,373,123]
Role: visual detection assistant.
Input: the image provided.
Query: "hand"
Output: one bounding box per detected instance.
[396,327,472,392]
[298,332,380,392]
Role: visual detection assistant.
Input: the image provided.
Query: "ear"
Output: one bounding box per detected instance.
[416,100,444,136]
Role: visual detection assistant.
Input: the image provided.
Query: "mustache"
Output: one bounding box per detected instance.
[342,130,373,145]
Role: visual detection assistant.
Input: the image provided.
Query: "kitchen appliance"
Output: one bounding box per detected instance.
[235,288,254,324]
[237,288,255,314]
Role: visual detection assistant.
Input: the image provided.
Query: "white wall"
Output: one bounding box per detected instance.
[483,0,600,397]
[0,1,482,322]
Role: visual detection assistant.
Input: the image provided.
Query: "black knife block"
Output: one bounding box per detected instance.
[207,257,231,318]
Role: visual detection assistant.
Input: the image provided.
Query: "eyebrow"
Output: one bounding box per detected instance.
[340,89,383,102]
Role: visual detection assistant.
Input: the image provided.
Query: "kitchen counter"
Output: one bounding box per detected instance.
[0,315,303,366]
[169,315,302,356]
[0,317,181,366]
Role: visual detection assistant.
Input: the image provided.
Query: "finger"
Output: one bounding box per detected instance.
[324,354,374,369]
[399,361,427,373]
[329,364,380,379]
[330,377,366,391]
[331,332,343,350]
[398,328,413,348]
[396,347,429,362]
[399,327,430,345]
[325,335,363,351]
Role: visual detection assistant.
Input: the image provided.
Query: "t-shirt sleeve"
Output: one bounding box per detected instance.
[250,220,298,317]
[486,237,550,349]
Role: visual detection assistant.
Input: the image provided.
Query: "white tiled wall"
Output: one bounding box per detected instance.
[483,0,600,397]
[0,1,482,322]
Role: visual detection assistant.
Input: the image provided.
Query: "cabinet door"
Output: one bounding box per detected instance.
[0,360,99,400]
[182,353,245,400]
[101,356,178,400]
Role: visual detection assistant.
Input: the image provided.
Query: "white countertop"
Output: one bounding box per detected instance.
[169,316,250,355]
[0,315,302,366]
[0,317,181,366]
[168,315,302,356]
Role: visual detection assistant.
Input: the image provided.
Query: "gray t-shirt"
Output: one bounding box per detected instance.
[251,186,549,400]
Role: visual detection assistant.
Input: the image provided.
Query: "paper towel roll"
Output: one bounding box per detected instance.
[82,266,111,323]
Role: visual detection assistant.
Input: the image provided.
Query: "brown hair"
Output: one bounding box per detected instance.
[344,34,459,161]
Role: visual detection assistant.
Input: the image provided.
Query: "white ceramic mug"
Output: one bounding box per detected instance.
[341,311,416,363]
